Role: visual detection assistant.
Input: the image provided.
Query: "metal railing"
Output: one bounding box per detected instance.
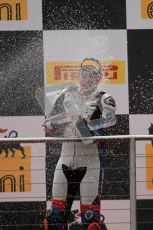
[0,134,153,230]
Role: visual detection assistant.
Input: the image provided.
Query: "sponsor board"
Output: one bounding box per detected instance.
[146,144,153,189]
[46,61,126,85]
[0,146,31,192]
[141,0,153,19]
[0,0,27,21]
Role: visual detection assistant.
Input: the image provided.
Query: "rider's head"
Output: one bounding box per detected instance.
[79,58,102,96]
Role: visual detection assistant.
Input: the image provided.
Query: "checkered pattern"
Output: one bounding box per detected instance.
[0,0,153,229]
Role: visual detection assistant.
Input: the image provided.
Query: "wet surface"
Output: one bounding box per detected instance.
[42,0,126,30]
[0,31,44,116]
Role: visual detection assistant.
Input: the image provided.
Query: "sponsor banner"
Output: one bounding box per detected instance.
[0,117,46,202]
[0,0,28,21]
[141,0,153,19]
[146,144,153,189]
[0,0,42,30]
[46,61,126,85]
[0,146,31,192]
[136,141,153,199]
[127,0,153,29]
[130,115,153,199]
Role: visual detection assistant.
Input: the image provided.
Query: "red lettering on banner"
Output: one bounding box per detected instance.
[64,72,68,80]
[0,128,8,133]
[53,64,119,82]
[54,66,61,80]
[102,65,118,80]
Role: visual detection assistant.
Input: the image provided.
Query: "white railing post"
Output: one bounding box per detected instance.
[130,138,137,230]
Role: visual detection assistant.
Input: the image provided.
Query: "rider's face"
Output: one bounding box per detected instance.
[79,72,99,96]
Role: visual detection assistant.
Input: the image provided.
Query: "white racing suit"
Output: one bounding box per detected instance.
[44,88,116,230]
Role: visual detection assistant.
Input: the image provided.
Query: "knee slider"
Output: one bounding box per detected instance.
[82,209,100,224]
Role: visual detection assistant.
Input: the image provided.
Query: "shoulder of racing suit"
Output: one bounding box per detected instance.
[87,91,116,136]
[90,91,116,120]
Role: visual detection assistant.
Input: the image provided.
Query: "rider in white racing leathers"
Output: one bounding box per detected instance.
[43,58,116,230]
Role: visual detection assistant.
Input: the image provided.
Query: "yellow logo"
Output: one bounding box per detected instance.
[146,144,153,189]
[0,0,28,21]
[0,146,31,192]
[46,61,126,85]
[84,210,94,220]
[81,60,100,70]
[141,0,153,19]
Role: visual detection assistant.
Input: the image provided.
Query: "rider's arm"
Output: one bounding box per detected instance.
[86,93,116,131]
